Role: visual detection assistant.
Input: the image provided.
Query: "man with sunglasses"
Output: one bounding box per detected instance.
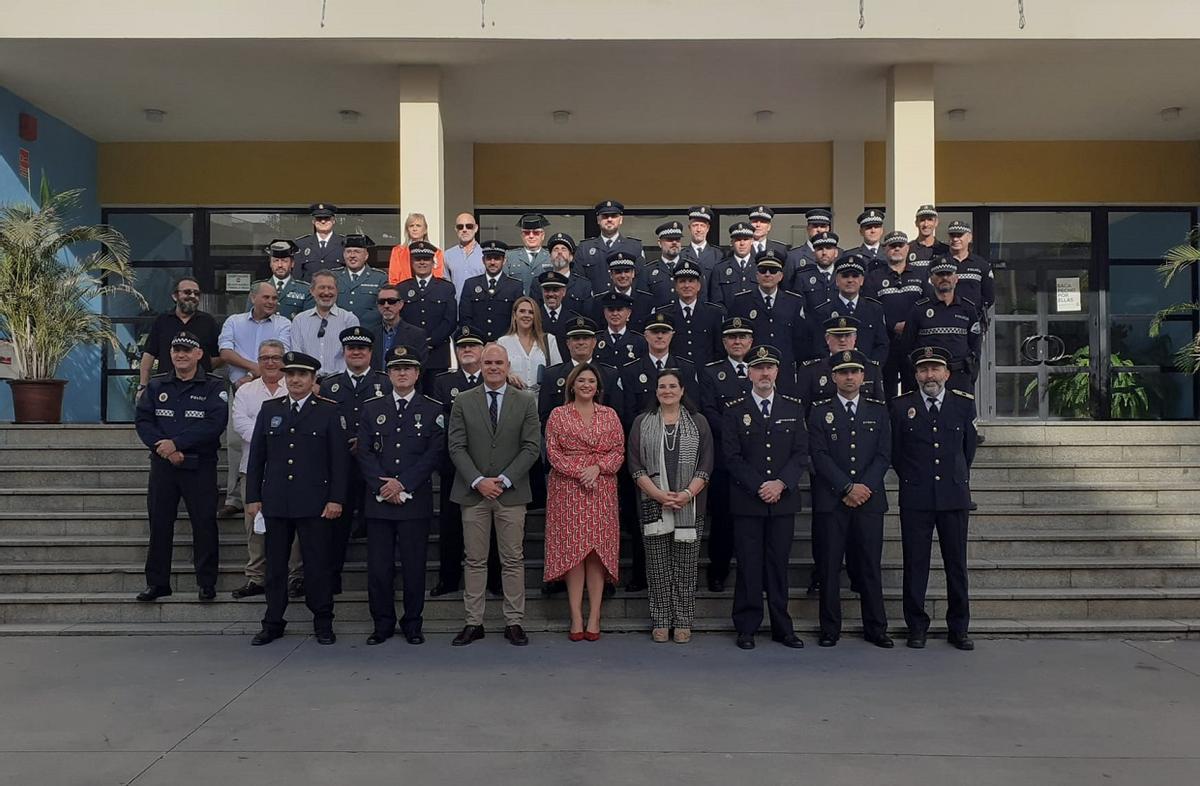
[898,258,983,395]
[370,284,428,370]
[295,203,346,281]
[504,213,552,294]
[292,270,359,378]
[253,240,313,319]
[444,212,486,304]
[333,234,388,333]
[808,255,890,367]
[138,276,221,399]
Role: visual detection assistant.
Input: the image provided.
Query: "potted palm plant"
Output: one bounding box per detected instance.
[1151,226,1200,373]
[0,189,141,423]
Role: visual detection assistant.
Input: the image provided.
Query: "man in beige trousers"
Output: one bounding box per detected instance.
[447,343,541,647]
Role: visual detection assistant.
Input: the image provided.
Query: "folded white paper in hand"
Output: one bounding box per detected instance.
[376,492,414,504]
[253,511,266,534]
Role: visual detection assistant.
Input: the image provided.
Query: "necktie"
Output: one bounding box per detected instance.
[655,359,664,371]
[488,278,497,291]
[683,305,692,320]
[319,240,327,249]
[846,401,856,418]
[736,363,746,378]
[351,374,363,389]
[611,333,621,345]
[549,309,558,322]
[396,397,407,415]
[764,294,773,311]
[467,375,477,386]
[844,300,855,315]
[290,401,300,419]
[274,279,284,290]
[604,238,614,250]
[350,272,358,283]
[488,390,499,429]
[928,396,940,415]
[760,399,770,418]
[418,279,427,292]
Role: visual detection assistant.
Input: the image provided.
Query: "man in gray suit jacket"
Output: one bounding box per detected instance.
[447,343,541,646]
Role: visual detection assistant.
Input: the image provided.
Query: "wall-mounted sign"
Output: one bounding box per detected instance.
[226,272,252,293]
[1055,277,1082,313]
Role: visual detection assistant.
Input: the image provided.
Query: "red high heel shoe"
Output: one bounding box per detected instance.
[568,630,585,642]
[583,630,601,642]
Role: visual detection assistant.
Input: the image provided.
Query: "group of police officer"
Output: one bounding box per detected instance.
[133,199,984,649]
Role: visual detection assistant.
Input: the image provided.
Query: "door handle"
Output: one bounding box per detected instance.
[1042,334,1068,363]
[1020,334,1046,363]
[1020,334,1068,364]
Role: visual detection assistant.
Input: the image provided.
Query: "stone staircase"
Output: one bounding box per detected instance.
[0,422,1198,638]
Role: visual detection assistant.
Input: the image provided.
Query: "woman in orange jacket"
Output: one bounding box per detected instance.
[387,212,446,283]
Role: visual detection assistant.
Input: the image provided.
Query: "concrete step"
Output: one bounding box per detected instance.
[0,466,228,488]
[978,422,1200,445]
[0,425,144,447]
[975,442,1200,463]
[2,587,1197,624]
[0,447,154,466]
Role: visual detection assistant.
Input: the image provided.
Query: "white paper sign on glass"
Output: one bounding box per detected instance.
[1055,277,1082,313]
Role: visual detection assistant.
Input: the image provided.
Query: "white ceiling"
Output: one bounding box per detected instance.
[1,38,1198,143]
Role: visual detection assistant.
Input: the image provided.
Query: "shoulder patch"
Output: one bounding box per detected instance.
[951,389,976,400]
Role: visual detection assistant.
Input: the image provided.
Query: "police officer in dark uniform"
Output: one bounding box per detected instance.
[356,345,446,645]
[532,233,591,316]
[898,258,983,394]
[868,230,931,396]
[245,351,348,646]
[910,204,950,267]
[784,208,834,290]
[809,255,891,366]
[698,316,755,593]
[460,239,524,342]
[945,220,995,322]
[652,258,725,367]
[539,316,623,424]
[747,205,791,260]
[397,240,457,390]
[796,231,841,313]
[723,345,808,650]
[587,250,657,329]
[708,221,757,308]
[850,208,887,272]
[890,346,978,650]
[574,200,645,292]
[681,205,723,276]
[334,233,389,333]
[642,221,684,305]
[134,331,229,601]
[797,316,885,408]
[254,239,313,318]
[807,348,893,648]
[534,270,575,359]
[320,327,388,593]
[295,203,346,280]
[729,248,809,388]
[592,290,647,369]
[618,312,699,426]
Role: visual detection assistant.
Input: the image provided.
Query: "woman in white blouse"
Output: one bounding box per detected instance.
[497,296,561,393]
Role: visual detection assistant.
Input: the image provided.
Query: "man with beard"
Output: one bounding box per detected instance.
[574,200,645,292]
[898,259,983,395]
[532,233,591,323]
[139,276,221,395]
[254,240,313,319]
[784,208,835,290]
[909,204,950,268]
[333,234,388,333]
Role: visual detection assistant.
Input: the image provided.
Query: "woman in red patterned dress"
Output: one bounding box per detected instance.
[543,362,625,641]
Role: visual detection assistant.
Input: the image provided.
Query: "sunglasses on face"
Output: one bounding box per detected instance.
[521,229,543,235]
[377,297,401,305]
[456,223,476,230]
[757,266,781,274]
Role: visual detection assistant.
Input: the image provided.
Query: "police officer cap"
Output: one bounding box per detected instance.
[748,205,775,222]
[170,331,202,350]
[516,213,550,231]
[883,230,909,246]
[834,255,867,276]
[565,315,600,338]
[454,325,487,347]
[385,345,423,369]
[754,247,787,269]
[538,270,569,289]
[339,326,374,347]
[811,231,839,249]
[644,311,675,332]
[343,233,374,249]
[546,232,576,253]
[480,239,508,259]
[309,203,337,218]
[806,208,833,225]
[929,256,959,275]
[830,348,868,372]
[947,219,973,235]
[656,221,684,240]
[728,221,754,240]
[595,199,625,216]
[746,344,782,367]
[910,345,952,367]
[265,239,299,258]
[721,316,755,336]
[688,205,714,223]
[282,351,321,373]
[672,259,704,279]
[823,315,860,335]
[857,209,885,227]
[606,250,638,270]
[915,204,939,219]
[408,240,438,260]
[598,290,634,310]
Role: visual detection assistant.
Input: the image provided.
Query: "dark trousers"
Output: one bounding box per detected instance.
[366,516,430,637]
[816,506,887,639]
[705,467,734,583]
[262,516,334,635]
[883,340,912,399]
[618,468,647,587]
[437,466,501,589]
[731,514,795,638]
[145,459,219,589]
[900,508,970,637]
[330,462,365,592]
[810,489,863,591]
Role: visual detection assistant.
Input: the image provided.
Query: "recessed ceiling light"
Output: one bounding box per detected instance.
[143,108,166,123]
[947,108,967,122]
[1161,106,1182,122]
[339,109,361,124]
[754,109,774,124]
[552,110,572,125]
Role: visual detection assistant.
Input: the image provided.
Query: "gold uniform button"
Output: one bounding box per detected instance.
[850,469,857,475]
[934,458,940,465]
[933,442,940,449]
[289,443,295,449]
[934,475,941,481]
[288,474,294,480]
[288,459,294,465]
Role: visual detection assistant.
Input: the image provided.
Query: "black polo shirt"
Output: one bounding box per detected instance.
[143,310,221,372]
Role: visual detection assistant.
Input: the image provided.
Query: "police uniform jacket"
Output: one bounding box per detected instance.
[531,273,591,320]
[321,369,389,443]
[252,277,312,319]
[355,393,446,520]
[396,276,457,369]
[782,244,817,294]
[849,244,887,273]
[707,256,757,308]
[866,263,932,329]
[536,305,580,361]
[898,295,982,370]
[593,327,646,370]
[434,369,484,472]
[949,253,995,318]
[503,247,552,295]
[538,359,622,424]
[910,239,950,262]
[729,288,809,370]
[639,260,676,307]
[618,354,699,427]
[699,358,752,452]
[751,239,791,259]
[809,296,890,367]
[370,320,428,371]
[889,389,977,511]
[587,288,656,331]
[333,266,389,333]
[574,236,645,292]
[721,392,810,516]
[653,301,726,367]
[296,233,346,280]
[806,396,891,514]
[796,264,838,314]
[459,272,523,342]
[134,369,229,466]
[796,357,885,411]
[681,243,723,277]
[245,396,348,518]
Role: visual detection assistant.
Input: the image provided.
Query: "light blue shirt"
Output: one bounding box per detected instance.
[443,242,486,303]
[291,305,360,376]
[218,311,292,383]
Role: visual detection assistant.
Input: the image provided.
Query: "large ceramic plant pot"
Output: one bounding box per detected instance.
[7,379,67,424]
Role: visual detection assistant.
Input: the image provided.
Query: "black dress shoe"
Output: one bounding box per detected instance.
[287,578,305,598]
[136,586,172,602]
[251,630,281,646]
[907,635,927,649]
[406,632,426,645]
[948,632,975,651]
[366,632,391,645]
[818,634,839,647]
[866,633,895,649]
[736,634,755,650]
[773,633,805,649]
[452,625,485,646]
[968,501,979,511]
[231,581,264,599]
[429,583,457,597]
[707,576,725,593]
[806,574,820,597]
[331,578,343,596]
[315,631,336,645]
[504,624,529,646]
[624,580,647,593]
[198,587,216,601]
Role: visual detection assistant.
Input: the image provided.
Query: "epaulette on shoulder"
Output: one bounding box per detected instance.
[596,361,618,371]
[812,398,833,407]
[914,297,931,305]
[150,371,170,379]
[590,290,606,297]
[781,290,802,299]
[705,359,725,367]
[622,358,640,367]
[862,295,882,304]
[435,369,456,377]
[628,329,644,337]
[960,296,978,307]
[654,302,674,312]
[801,358,821,367]
[864,397,885,406]
[422,394,444,406]
[295,233,313,240]
[779,393,802,404]
[634,288,653,296]
[892,390,917,401]
[314,395,336,404]
[726,396,746,407]
[674,355,695,366]
[627,236,642,243]
[705,301,724,309]
[867,358,881,366]
[951,389,976,400]
[733,289,752,297]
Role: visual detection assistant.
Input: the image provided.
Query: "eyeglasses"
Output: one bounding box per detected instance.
[314,217,334,222]
[258,355,284,363]
[455,223,476,230]
[757,266,781,274]
[175,289,200,296]
[377,297,401,305]
[317,317,328,338]
[521,229,543,235]
[932,271,956,277]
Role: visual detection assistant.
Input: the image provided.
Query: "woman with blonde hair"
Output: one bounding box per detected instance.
[496,296,561,394]
[387,212,446,283]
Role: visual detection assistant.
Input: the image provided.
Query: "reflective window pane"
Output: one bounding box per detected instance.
[992,267,1038,316]
[1110,369,1193,420]
[108,213,194,262]
[992,319,1038,366]
[994,372,1040,417]
[1110,317,1193,367]
[104,321,151,371]
[105,375,139,423]
[209,212,401,256]
[1109,263,1192,315]
[477,213,585,249]
[989,211,1091,264]
[105,266,193,318]
[1108,211,1192,260]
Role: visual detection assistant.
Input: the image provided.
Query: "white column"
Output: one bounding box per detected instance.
[885,64,936,232]
[832,140,865,241]
[398,66,445,248]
